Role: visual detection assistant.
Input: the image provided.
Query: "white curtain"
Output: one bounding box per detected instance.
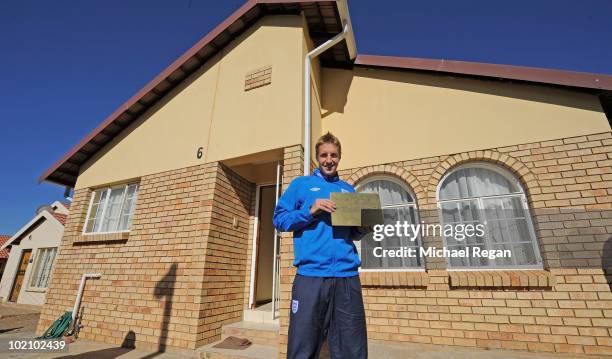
[359,180,413,206]
[439,167,516,200]
[439,167,538,268]
[358,179,421,269]
[119,184,139,230]
[101,187,125,232]
[91,189,109,232]
[31,248,57,288]
[85,184,140,234]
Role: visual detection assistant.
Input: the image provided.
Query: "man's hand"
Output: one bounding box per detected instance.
[310,199,336,216]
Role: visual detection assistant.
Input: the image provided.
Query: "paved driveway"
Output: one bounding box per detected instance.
[0,303,41,340]
[0,303,188,358]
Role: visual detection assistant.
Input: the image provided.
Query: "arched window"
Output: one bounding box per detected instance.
[437,163,542,269]
[356,176,423,270]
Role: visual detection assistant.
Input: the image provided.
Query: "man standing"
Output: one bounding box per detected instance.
[273,132,368,359]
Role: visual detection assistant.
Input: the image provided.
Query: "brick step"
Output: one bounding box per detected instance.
[198,343,277,359]
[221,321,279,346]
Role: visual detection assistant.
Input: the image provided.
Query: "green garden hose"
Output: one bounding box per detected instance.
[37,311,72,339]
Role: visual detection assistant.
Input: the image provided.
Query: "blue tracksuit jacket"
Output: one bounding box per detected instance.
[272,168,362,277]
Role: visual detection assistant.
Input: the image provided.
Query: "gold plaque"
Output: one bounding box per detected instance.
[330,193,383,227]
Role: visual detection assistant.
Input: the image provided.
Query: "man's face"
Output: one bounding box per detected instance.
[316,143,340,177]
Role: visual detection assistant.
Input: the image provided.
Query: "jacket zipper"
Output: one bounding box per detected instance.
[329,180,346,276]
[318,174,348,276]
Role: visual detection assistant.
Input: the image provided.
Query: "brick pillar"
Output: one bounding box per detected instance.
[278,145,304,358]
[195,162,254,347]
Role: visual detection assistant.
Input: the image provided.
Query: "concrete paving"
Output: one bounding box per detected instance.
[0,303,608,358]
[0,303,42,318]
[198,342,277,359]
[366,341,610,359]
[0,303,194,358]
[0,303,42,339]
[2,338,196,359]
[3,336,612,359]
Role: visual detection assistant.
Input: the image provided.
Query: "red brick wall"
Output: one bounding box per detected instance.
[196,162,254,346]
[278,132,612,356]
[38,162,255,351]
[38,131,611,355]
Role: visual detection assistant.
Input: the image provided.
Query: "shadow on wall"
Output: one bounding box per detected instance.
[320,66,603,121]
[220,163,253,212]
[53,265,178,358]
[320,69,353,119]
[525,208,612,274]
[603,236,612,291]
[140,263,178,359]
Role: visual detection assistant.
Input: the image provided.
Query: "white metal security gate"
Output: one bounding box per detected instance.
[271,162,283,318]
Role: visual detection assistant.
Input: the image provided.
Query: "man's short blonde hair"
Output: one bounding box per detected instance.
[315,132,341,157]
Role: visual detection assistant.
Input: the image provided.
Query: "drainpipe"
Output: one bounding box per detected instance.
[304,0,356,176]
[72,273,102,322]
[303,24,347,176]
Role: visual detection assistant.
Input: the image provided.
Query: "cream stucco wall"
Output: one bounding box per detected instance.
[76,15,306,189]
[0,214,64,305]
[320,67,611,170]
[205,16,305,164]
[76,52,220,189]
[74,13,610,189]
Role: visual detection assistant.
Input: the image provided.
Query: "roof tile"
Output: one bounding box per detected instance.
[0,235,12,259]
[52,213,68,226]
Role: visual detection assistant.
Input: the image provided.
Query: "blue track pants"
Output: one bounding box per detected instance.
[287,275,367,359]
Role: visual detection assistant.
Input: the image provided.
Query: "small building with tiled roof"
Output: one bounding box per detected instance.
[0,201,68,306]
[0,235,11,280]
[0,235,11,259]
[51,213,68,226]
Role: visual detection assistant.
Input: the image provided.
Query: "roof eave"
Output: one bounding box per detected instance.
[39,2,612,188]
[355,54,612,92]
[335,0,357,59]
[39,0,349,187]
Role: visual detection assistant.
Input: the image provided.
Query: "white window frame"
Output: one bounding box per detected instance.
[436,162,543,270]
[83,183,139,235]
[355,175,425,272]
[28,247,57,290]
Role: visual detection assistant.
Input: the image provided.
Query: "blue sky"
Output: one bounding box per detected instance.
[0,0,611,234]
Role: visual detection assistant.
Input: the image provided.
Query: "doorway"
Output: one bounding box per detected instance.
[242,162,283,323]
[9,249,32,302]
[253,185,276,309]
